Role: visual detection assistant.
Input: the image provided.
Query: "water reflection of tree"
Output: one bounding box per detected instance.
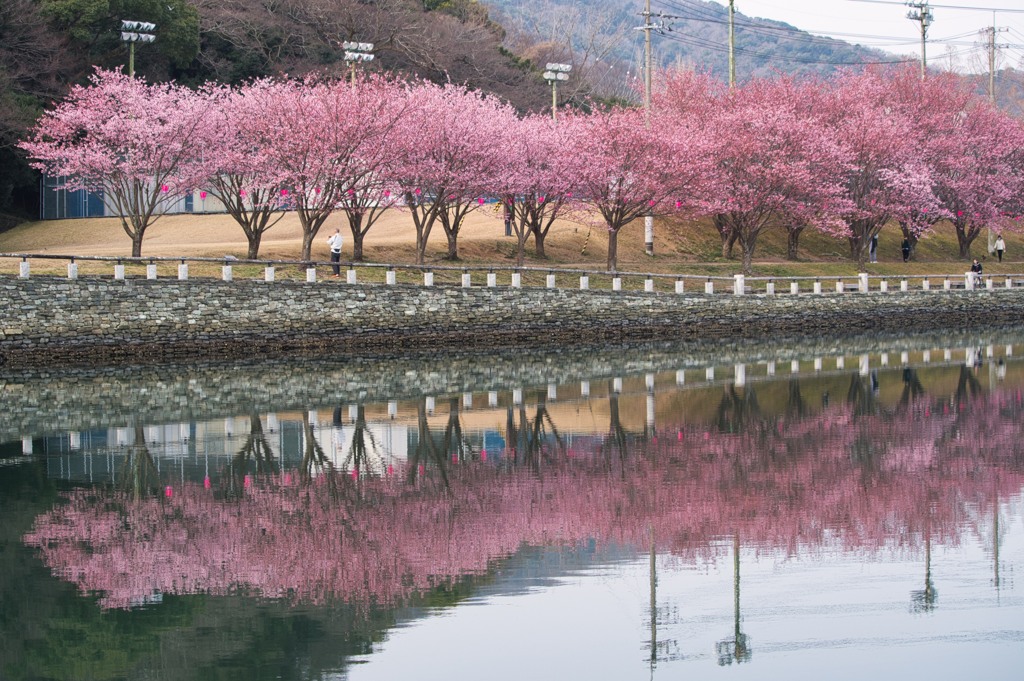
[716,532,751,665]
[408,398,452,492]
[899,368,926,408]
[955,365,982,403]
[224,413,279,497]
[602,383,630,468]
[117,425,160,501]
[716,384,762,435]
[506,393,565,473]
[786,379,807,419]
[846,371,880,417]
[910,524,938,614]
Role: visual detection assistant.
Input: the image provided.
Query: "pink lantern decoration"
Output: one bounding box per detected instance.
[414,188,421,195]
[244,475,251,488]
[203,476,211,489]
[675,200,682,209]
[199,190,207,200]
[315,187,321,194]
[347,188,355,195]
[481,450,488,461]
[164,486,173,498]
[538,196,545,204]
[386,464,394,476]
[566,192,573,198]
[649,200,656,207]
[957,210,964,217]
[161,184,169,193]
[281,189,289,197]
[478,197,485,205]
[383,190,391,198]
[240,189,247,197]
[350,470,359,480]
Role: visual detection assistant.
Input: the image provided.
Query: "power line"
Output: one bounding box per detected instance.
[848,0,1024,12]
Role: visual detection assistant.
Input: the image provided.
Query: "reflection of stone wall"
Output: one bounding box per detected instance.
[3,276,1024,367]
[1,325,1020,442]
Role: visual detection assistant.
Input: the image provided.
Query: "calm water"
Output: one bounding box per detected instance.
[2,332,1023,680]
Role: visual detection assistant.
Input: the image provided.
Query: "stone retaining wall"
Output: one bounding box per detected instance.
[2,275,1024,367]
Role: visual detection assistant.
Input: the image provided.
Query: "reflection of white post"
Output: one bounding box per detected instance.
[513,389,523,405]
[836,356,845,370]
[69,432,81,450]
[676,370,685,386]
[348,405,359,422]
[581,381,591,397]
[646,393,656,429]
[767,361,776,376]
[613,378,623,393]
[881,353,889,367]
[1007,345,1014,357]
[646,373,656,391]
[965,348,974,366]
[706,367,715,381]
[489,391,499,407]
[547,384,557,400]
[944,349,952,361]
[388,400,398,419]
[307,410,318,427]
[814,357,822,372]
[116,428,131,446]
[901,351,910,365]
[859,354,870,377]
[22,437,32,455]
[463,393,473,409]
[923,350,931,363]
[266,413,279,432]
[791,360,800,374]
[734,364,746,387]
[425,396,435,415]
[987,345,995,358]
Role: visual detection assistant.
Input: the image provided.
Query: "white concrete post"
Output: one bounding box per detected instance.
[264,266,275,282]
[386,269,397,285]
[1006,277,1014,289]
[613,277,623,291]
[879,280,888,293]
[305,267,317,283]
[675,280,685,294]
[487,272,497,287]
[645,278,655,293]
[424,271,434,287]
[178,263,189,280]
[22,437,32,455]
[147,263,158,280]
[347,269,357,284]
[222,265,233,282]
[922,279,930,291]
[114,264,125,280]
[813,280,822,294]
[790,281,799,295]
[705,280,714,294]
[462,272,472,288]
[858,272,869,292]
[579,275,589,290]
[18,260,29,279]
[511,272,522,288]
[835,280,845,293]
[900,279,908,291]
[734,274,745,295]
[766,281,775,295]
[964,272,974,290]
[986,277,994,290]
[546,273,556,288]
[943,277,951,290]
[67,262,78,279]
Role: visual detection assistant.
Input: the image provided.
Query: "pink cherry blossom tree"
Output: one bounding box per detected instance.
[20,69,210,257]
[391,81,518,264]
[687,76,850,273]
[191,82,289,260]
[251,76,407,263]
[491,114,579,266]
[565,106,707,272]
[819,67,938,265]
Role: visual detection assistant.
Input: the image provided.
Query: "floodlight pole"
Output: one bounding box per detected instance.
[120,20,156,78]
[343,41,375,86]
[543,63,572,121]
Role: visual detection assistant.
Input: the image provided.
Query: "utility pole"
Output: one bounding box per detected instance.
[905,2,933,80]
[983,23,1009,105]
[728,0,736,88]
[643,0,653,119]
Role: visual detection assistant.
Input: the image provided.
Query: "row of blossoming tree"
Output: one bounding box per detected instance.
[21,66,1024,271]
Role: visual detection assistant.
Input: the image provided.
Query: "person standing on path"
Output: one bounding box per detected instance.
[869,234,878,263]
[995,234,1005,263]
[901,238,911,263]
[327,228,344,277]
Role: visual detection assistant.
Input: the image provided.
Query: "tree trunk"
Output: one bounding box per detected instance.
[786,226,805,261]
[445,230,459,260]
[955,220,979,260]
[352,231,365,262]
[246,233,261,260]
[606,228,619,272]
[131,233,144,258]
[301,231,315,263]
[534,228,547,258]
[714,214,736,259]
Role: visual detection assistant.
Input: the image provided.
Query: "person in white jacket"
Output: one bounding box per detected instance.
[327,229,344,277]
[995,235,1006,263]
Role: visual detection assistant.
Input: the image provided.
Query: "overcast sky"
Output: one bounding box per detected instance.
[670,0,1024,70]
